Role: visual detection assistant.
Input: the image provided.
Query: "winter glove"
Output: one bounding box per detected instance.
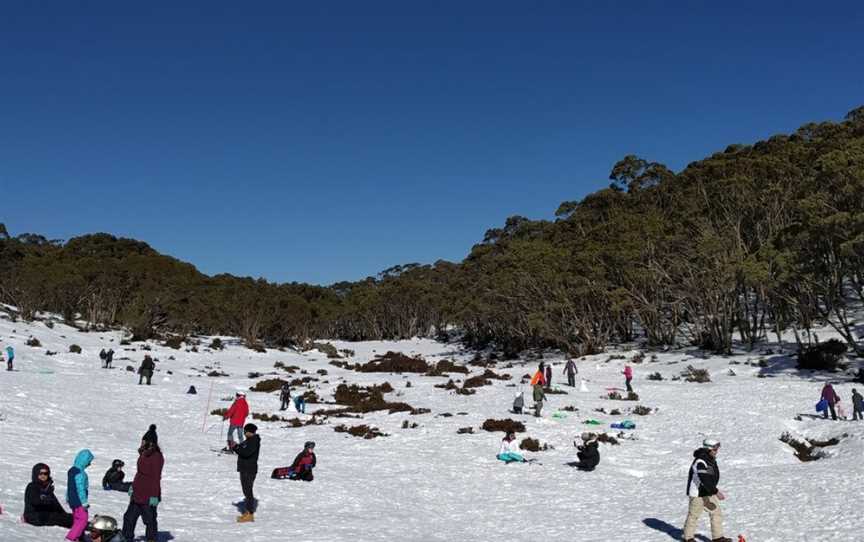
[148,497,159,507]
[128,486,134,497]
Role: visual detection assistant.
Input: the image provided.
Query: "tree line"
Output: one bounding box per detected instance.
[2,106,863,356]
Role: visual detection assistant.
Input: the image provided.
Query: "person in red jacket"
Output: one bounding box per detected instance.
[224,392,250,452]
[122,424,164,542]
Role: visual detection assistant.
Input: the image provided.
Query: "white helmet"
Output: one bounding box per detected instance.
[702,438,720,449]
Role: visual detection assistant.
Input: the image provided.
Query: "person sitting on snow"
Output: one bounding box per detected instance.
[288,441,317,481]
[102,459,132,492]
[23,463,73,528]
[496,431,527,463]
[572,433,599,471]
[512,391,524,414]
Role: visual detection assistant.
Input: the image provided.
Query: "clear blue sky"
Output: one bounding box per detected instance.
[1,2,862,285]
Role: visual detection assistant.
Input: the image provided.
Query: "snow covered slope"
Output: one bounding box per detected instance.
[0,314,861,541]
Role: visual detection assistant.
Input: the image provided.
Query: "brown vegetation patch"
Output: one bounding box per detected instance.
[519,437,552,452]
[426,359,470,376]
[780,432,846,462]
[481,418,526,433]
[607,391,640,401]
[250,378,288,393]
[334,424,388,439]
[683,365,711,383]
[456,427,474,434]
[356,351,430,373]
[632,405,652,415]
[274,362,299,373]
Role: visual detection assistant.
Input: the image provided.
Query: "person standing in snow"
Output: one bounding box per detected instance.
[6,344,14,371]
[682,439,731,542]
[224,391,250,451]
[512,391,525,414]
[532,382,546,417]
[623,364,634,393]
[563,358,578,387]
[496,431,526,463]
[544,363,553,390]
[100,349,108,368]
[106,348,114,369]
[65,449,94,542]
[137,355,155,385]
[279,382,292,411]
[234,423,260,523]
[821,382,840,420]
[122,425,164,542]
[529,363,546,387]
[852,388,863,421]
[23,463,73,528]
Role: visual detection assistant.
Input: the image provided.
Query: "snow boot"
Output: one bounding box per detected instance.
[236,511,254,523]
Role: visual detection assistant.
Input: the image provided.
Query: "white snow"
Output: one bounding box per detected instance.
[0,314,862,541]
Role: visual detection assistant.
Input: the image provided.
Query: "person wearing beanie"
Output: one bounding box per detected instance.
[683,439,731,542]
[234,423,260,523]
[122,426,164,542]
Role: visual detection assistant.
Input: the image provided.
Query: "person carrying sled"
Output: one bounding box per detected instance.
[23,462,73,528]
[279,382,292,411]
[572,433,599,471]
[852,388,863,421]
[820,382,840,420]
[102,459,132,492]
[532,382,546,417]
[496,431,526,463]
[65,449,94,542]
[224,391,250,451]
[122,425,164,542]
[137,355,155,385]
[682,438,732,542]
[234,423,261,522]
[623,364,634,393]
[512,391,525,414]
[563,358,578,387]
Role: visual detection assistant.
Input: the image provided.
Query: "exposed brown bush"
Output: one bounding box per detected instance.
[426,359,470,376]
[356,351,430,373]
[164,335,184,349]
[780,432,846,461]
[334,424,388,439]
[561,405,579,412]
[250,378,287,393]
[683,365,711,383]
[26,337,41,347]
[210,408,228,416]
[632,405,652,415]
[207,370,229,377]
[596,433,620,445]
[252,412,285,422]
[607,391,639,401]
[434,379,459,390]
[519,437,551,452]
[274,362,299,373]
[311,342,341,359]
[631,352,645,363]
[545,387,568,395]
[481,418,526,433]
[647,372,663,381]
[463,374,492,388]
[209,338,224,350]
[69,344,82,354]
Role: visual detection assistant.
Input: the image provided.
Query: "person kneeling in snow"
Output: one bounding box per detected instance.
[102,459,132,492]
[571,433,599,471]
[496,431,526,463]
[290,441,317,480]
[23,463,73,528]
[512,391,524,414]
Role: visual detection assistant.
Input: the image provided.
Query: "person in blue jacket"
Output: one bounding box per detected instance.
[65,449,93,542]
[5,345,14,371]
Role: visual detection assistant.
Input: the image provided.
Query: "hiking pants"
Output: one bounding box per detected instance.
[683,495,724,540]
[240,471,257,513]
[824,403,837,420]
[534,402,542,417]
[567,372,576,387]
[854,407,862,421]
[122,500,158,541]
[625,377,633,392]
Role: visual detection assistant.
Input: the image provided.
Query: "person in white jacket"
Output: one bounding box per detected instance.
[496,431,526,463]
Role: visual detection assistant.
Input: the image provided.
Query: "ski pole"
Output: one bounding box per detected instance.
[202,380,215,432]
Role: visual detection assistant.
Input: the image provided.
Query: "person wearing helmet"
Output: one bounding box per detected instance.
[23,463,73,527]
[102,460,132,492]
[223,391,250,452]
[683,439,732,542]
[288,441,317,481]
[90,515,127,542]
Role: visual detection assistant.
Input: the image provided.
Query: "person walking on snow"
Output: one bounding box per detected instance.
[122,425,164,542]
[623,364,634,393]
[279,382,291,411]
[821,382,840,420]
[106,348,114,369]
[137,355,155,385]
[682,439,731,542]
[234,423,261,523]
[224,392,250,451]
[23,463,73,528]
[563,358,578,387]
[532,382,546,417]
[496,431,526,463]
[852,388,864,421]
[65,449,94,542]
[6,344,14,371]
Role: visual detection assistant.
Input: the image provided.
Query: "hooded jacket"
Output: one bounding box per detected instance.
[623,366,633,379]
[852,390,864,410]
[577,441,600,470]
[821,384,839,405]
[235,433,260,473]
[225,396,250,426]
[686,448,719,497]
[513,392,524,410]
[24,463,66,517]
[67,449,93,509]
[131,445,164,504]
[290,449,316,472]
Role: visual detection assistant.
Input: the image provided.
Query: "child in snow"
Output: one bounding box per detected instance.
[102,459,132,492]
[532,382,546,417]
[821,383,840,420]
[512,391,524,414]
[853,388,863,421]
[294,395,306,414]
[497,431,526,463]
[23,463,73,528]
[6,344,14,371]
[65,449,94,542]
[289,441,317,480]
[572,433,600,471]
[89,515,128,542]
[623,364,634,392]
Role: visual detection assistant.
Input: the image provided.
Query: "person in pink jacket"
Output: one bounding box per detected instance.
[623,365,634,393]
[223,392,250,452]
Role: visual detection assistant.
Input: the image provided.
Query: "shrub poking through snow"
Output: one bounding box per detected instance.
[545,387,568,395]
[519,437,552,452]
[632,405,652,415]
[647,372,663,381]
[561,405,579,412]
[210,408,228,417]
[631,351,645,363]
[481,418,526,433]
[339,348,355,358]
[463,374,492,388]
[410,408,431,415]
[207,370,229,377]
[311,342,341,359]
[126,365,135,372]
[274,362,299,373]
[26,337,41,347]
[315,383,413,415]
[426,359,470,376]
[595,433,620,445]
[797,339,847,372]
[164,335,184,349]
[683,365,711,383]
[457,427,474,434]
[69,344,82,354]
[609,408,622,416]
[607,391,639,401]
[209,337,224,350]
[780,432,846,461]
[334,424,388,439]
[356,351,429,373]
[252,412,286,422]
[402,420,419,429]
[250,378,288,393]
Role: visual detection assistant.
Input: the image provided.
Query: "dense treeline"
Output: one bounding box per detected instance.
[2,106,863,355]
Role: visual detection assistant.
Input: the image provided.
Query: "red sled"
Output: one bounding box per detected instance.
[271,467,292,479]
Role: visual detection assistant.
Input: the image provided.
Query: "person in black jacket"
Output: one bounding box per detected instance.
[138,355,155,385]
[572,433,600,471]
[279,383,291,411]
[683,439,731,542]
[102,459,132,492]
[23,463,73,527]
[233,423,260,523]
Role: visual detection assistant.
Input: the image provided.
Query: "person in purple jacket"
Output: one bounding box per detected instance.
[821,382,840,420]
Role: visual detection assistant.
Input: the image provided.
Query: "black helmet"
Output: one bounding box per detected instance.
[304,441,315,449]
[111,459,124,469]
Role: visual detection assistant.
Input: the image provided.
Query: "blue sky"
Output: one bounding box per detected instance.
[1,2,862,285]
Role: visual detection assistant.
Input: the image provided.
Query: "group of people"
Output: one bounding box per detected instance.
[279,382,307,413]
[818,382,864,420]
[98,348,115,369]
[22,424,163,542]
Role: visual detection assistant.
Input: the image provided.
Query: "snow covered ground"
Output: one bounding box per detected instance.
[1,314,862,541]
